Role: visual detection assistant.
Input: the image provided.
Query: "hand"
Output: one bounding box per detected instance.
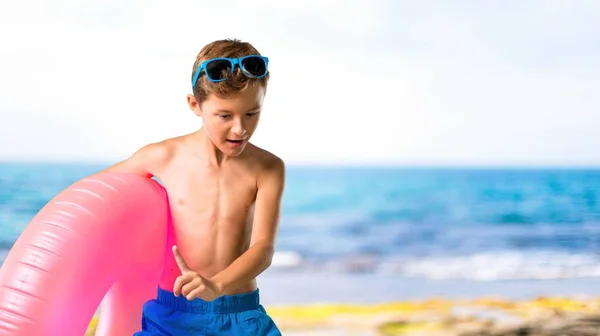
[172,245,220,301]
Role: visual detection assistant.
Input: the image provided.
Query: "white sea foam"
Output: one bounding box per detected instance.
[270,250,600,281]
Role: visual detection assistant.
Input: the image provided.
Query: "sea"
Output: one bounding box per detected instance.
[1,162,600,297]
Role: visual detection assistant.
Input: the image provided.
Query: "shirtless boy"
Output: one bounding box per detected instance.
[103,39,283,335]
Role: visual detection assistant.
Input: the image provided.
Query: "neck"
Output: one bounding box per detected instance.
[194,128,229,167]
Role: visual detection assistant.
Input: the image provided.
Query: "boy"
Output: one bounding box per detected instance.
[103,39,283,335]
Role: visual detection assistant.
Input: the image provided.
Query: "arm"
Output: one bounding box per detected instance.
[210,156,285,295]
[98,142,171,178]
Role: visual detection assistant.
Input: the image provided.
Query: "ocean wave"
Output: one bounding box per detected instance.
[269,250,600,281]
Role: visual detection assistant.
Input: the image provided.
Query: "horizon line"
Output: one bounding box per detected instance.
[1,158,599,170]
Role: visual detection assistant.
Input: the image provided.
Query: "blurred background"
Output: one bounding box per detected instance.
[1,1,600,335]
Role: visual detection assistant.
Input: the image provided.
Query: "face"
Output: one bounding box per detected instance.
[187,85,265,157]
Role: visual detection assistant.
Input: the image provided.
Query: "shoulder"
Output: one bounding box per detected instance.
[127,138,179,175]
[246,143,285,173]
[102,135,188,177]
[134,141,171,158]
[246,143,285,188]
[132,139,174,164]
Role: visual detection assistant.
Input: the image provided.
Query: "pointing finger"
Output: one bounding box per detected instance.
[172,245,190,273]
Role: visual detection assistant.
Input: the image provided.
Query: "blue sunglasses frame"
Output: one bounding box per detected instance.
[191,55,269,87]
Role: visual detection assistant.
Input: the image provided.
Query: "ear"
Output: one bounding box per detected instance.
[187,94,202,117]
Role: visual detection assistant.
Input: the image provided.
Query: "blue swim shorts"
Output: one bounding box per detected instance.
[133,287,281,336]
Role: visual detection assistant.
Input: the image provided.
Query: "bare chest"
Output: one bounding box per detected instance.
[160,167,257,228]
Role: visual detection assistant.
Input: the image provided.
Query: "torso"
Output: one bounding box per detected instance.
[154,134,263,295]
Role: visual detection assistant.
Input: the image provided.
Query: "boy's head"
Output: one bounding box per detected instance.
[187,39,270,156]
[190,39,269,104]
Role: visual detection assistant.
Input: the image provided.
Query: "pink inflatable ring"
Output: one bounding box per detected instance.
[0,172,171,335]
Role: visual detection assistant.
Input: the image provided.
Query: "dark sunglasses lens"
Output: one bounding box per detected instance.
[241,57,267,77]
[205,59,232,81]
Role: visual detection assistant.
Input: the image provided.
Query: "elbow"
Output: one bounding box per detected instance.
[261,243,276,268]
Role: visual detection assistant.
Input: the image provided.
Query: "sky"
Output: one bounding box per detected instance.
[0,0,599,166]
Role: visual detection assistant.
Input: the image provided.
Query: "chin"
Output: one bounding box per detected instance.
[222,145,247,157]
[227,150,244,157]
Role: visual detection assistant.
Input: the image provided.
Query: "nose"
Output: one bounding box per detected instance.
[232,118,247,138]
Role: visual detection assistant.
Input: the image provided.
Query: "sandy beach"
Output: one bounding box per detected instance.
[86,272,600,335]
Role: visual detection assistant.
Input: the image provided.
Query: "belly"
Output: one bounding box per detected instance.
[158,212,256,294]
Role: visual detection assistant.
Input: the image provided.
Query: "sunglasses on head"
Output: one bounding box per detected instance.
[191,55,269,87]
